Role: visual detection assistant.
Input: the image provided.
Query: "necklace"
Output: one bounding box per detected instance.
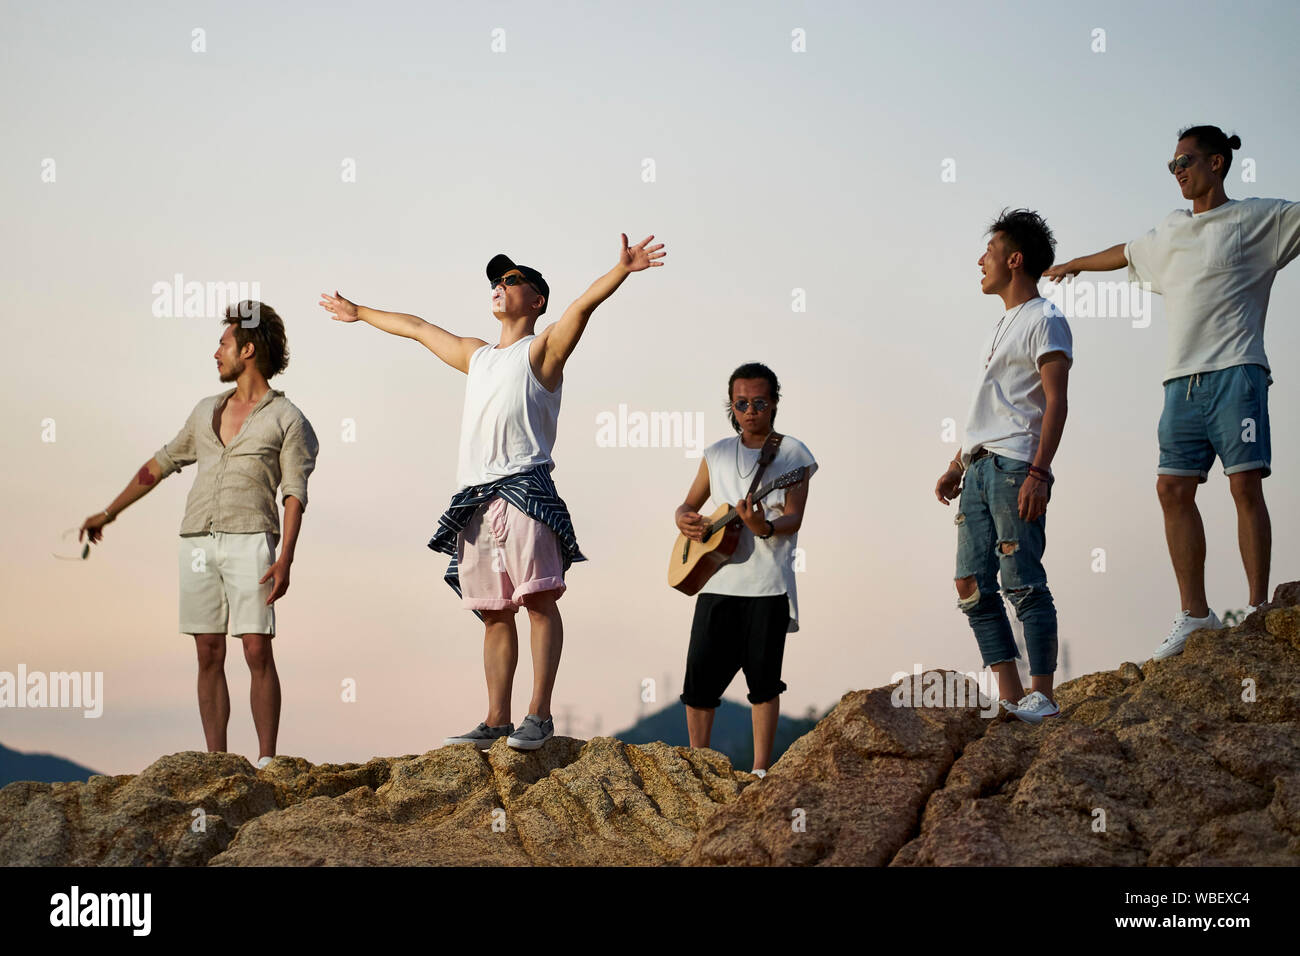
[735,432,771,479]
[985,301,1031,369]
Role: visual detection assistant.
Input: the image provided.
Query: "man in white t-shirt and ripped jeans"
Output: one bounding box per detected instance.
[936,209,1073,724]
[1046,125,1300,660]
[321,234,666,751]
[675,363,817,776]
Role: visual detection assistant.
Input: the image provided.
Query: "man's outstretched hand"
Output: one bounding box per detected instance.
[1041,261,1081,284]
[618,233,666,273]
[319,290,360,321]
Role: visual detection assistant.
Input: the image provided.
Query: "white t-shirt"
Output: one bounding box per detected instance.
[456,335,561,489]
[1125,197,1300,383]
[698,434,818,633]
[961,297,1073,468]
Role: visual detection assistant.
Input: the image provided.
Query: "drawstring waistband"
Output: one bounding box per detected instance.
[1185,373,1202,400]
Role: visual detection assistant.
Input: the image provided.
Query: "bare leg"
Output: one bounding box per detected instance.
[751,696,779,771]
[241,634,280,758]
[194,633,229,752]
[991,660,1025,704]
[1228,470,1271,607]
[1156,475,1209,617]
[522,592,563,720]
[482,609,519,726]
[685,705,715,749]
[1029,673,1055,700]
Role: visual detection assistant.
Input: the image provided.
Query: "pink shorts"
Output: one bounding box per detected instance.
[456,496,566,612]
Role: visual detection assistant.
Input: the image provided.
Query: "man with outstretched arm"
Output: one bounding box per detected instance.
[79,302,319,767]
[321,234,665,751]
[1045,125,1300,660]
[935,209,1072,723]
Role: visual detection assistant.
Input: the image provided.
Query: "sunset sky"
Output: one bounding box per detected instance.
[3,0,1298,774]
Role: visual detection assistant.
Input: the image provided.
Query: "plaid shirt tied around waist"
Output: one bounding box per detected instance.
[427,464,586,621]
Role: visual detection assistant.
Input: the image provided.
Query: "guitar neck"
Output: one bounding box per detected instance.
[705,470,800,537]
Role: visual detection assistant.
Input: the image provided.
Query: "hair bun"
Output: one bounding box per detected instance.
[1227,134,1242,149]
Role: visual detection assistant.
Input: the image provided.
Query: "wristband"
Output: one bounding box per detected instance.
[759,519,774,539]
[1026,465,1052,484]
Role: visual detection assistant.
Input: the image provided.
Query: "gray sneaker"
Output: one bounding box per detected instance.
[506,714,554,751]
[443,721,513,750]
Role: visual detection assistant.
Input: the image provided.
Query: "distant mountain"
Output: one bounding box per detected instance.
[0,742,101,787]
[614,699,824,771]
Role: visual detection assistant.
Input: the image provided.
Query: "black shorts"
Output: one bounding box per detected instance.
[680,593,789,708]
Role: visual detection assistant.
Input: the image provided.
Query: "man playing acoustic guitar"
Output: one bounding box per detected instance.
[674,363,816,777]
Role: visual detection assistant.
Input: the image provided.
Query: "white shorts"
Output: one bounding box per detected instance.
[178,532,278,636]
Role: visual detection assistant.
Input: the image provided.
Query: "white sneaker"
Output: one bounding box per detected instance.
[1153,609,1222,661]
[999,698,1019,714]
[751,769,767,779]
[256,756,274,769]
[1010,691,1059,724]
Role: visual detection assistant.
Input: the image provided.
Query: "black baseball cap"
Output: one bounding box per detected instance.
[486,253,549,315]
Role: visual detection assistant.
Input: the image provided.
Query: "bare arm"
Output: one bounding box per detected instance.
[1042,243,1128,282]
[675,459,711,541]
[536,234,665,388]
[769,476,810,535]
[319,291,486,374]
[261,495,303,603]
[1017,353,1069,521]
[1033,354,1070,472]
[79,458,166,543]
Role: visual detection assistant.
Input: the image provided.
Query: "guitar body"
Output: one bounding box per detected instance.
[668,503,743,595]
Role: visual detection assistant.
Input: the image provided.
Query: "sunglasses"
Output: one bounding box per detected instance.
[490,273,537,293]
[732,398,771,413]
[1167,154,1197,174]
[53,528,92,561]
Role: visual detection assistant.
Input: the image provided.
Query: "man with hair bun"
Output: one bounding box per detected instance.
[78,302,320,767]
[1046,126,1300,659]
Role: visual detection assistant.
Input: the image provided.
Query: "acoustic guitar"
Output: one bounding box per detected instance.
[667,465,813,594]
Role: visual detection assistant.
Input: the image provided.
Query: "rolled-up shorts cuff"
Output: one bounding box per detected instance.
[746,680,787,705]
[680,692,722,710]
[1223,460,1270,478]
[1157,466,1209,483]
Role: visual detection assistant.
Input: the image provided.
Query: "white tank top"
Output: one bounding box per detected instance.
[456,335,562,489]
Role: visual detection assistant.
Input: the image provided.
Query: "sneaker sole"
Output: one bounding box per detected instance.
[506,734,552,751]
[1012,710,1059,724]
[442,738,498,750]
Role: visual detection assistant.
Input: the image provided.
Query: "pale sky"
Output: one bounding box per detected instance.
[3,0,1299,774]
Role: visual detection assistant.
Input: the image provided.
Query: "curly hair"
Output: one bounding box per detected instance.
[223,300,289,379]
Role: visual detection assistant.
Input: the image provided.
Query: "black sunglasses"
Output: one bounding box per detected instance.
[733,398,771,413]
[490,273,537,293]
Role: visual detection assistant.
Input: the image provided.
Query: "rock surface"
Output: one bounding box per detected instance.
[4,583,1300,866]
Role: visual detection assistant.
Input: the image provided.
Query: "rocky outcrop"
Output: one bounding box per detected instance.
[4,583,1299,866]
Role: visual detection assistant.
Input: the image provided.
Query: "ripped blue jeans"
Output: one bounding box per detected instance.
[954,454,1058,676]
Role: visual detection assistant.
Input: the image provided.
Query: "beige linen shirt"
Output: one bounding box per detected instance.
[154,388,319,537]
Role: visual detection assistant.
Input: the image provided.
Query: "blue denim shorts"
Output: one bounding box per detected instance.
[1158,363,1271,482]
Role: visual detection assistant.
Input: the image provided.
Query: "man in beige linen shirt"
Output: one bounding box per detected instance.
[79,302,319,767]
